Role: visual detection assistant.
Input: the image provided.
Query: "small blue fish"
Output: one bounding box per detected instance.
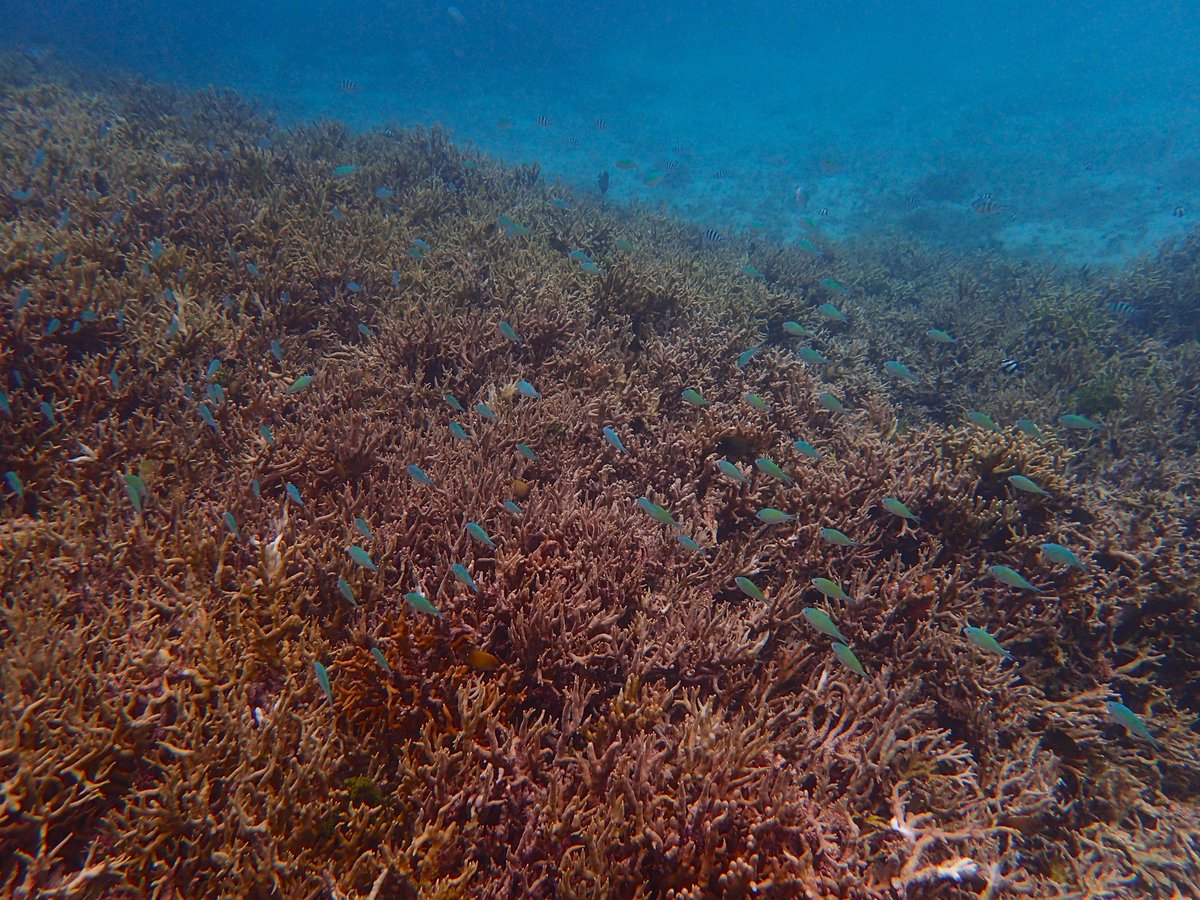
[677,535,706,553]
[251,478,261,499]
[270,340,283,362]
[1059,414,1101,431]
[966,411,999,431]
[963,625,1013,660]
[5,471,24,498]
[736,347,761,368]
[451,563,478,592]
[246,262,261,278]
[497,214,530,237]
[15,288,30,312]
[313,661,334,706]
[502,500,523,516]
[260,424,274,446]
[716,459,746,484]
[926,328,957,344]
[151,237,164,261]
[797,347,829,366]
[819,528,857,547]
[498,321,523,344]
[1008,475,1050,497]
[222,511,239,537]
[1015,419,1045,440]
[123,473,148,513]
[45,318,61,335]
[285,482,304,506]
[346,281,362,292]
[206,358,222,379]
[466,521,496,548]
[881,497,918,522]
[332,164,358,178]
[207,383,225,407]
[444,393,465,412]
[754,457,792,485]
[286,375,313,395]
[988,564,1041,593]
[735,576,767,601]
[407,245,425,260]
[449,422,473,441]
[516,380,540,399]
[744,392,770,411]
[681,389,710,408]
[803,607,847,643]
[370,647,392,674]
[198,405,219,432]
[1041,542,1087,570]
[166,316,180,340]
[404,591,442,617]
[811,580,849,602]
[603,427,629,454]
[354,517,372,539]
[412,239,430,253]
[884,360,918,383]
[406,463,434,486]
[337,577,357,607]
[0,389,10,418]
[1106,701,1158,745]
[375,187,395,199]
[832,642,866,677]
[392,270,400,287]
[783,321,810,337]
[347,545,377,572]
[517,442,540,461]
[475,402,498,421]
[39,401,55,424]
[756,508,795,525]
[817,393,846,413]
[792,440,822,460]
[637,497,682,529]
[817,302,847,323]
[357,323,374,337]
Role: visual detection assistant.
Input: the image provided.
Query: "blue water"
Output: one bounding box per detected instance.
[5,0,1198,265]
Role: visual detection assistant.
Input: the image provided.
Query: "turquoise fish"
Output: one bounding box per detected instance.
[964,625,1013,660]
[716,460,747,484]
[1041,542,1087,570]
[803,607,847,642]
[1008,474,1050,497]
[820,528,857,547]
[451,563,478,592]
[404,591,442,617]
[347,545,377,572]
[832,642,866,677]
[756,508,794,525]
[602,427,629,454]
[313,661,333,706]
[812,577,851,602]
[735,577,767,601]
[881,497,918,522]
[988,564,1041,592]
[754,457,792,485]
[466,521,496,548]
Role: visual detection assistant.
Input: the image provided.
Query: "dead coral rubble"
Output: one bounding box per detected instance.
[1,62,1199,898]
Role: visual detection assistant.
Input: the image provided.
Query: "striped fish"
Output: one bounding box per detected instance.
[536,115,554,127]
[339,79,361,95]
[594,117,610,131]
[702,228,726,244]
[971,193,1003,215]
[999,357,1021,375]
[1109,301,1143,319]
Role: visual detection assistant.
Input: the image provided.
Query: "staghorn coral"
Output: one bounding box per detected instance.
[2,58,1200,898]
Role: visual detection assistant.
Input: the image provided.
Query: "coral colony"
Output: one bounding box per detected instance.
[2,60,1199,898]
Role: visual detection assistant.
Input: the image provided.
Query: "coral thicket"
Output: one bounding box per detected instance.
[1,58,1198,898]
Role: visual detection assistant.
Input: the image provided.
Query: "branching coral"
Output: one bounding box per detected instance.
[1,57,1199,898]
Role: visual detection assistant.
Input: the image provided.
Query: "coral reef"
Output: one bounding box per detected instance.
[1,58,1199,898]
